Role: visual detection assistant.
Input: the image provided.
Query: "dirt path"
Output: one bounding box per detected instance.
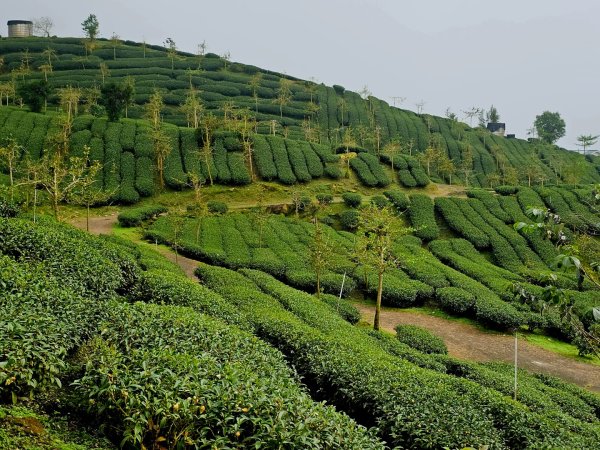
[72,214,600,392]
[356,303,600,392]
[70,215,119,235]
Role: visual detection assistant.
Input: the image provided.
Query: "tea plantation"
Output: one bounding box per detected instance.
[1,34,600,449]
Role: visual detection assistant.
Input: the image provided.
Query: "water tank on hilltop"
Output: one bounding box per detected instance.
[7,20,33,38]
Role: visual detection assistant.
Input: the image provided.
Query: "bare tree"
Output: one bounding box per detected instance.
[110,33,121,60]
[180,87,204,129]
[274,78,293,118]
[33,17,54,37]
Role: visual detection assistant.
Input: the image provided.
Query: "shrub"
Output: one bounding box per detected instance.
[267,135,296,184]
[316,193,333,206]
[350,157,378,187]
[134,156,155,197]
[207,200,228,215]
[436,287,476,315]
[359,153,390,186]
[252,134,277,180]
[395,324,448,355]
[384,190,410,210]
[324,164,341,179]
[342,192,362,208]
[227,152,251,185]
[339,210,360,230]
[398,169,417,187]
[319,293,360,324]
[411,167,430,187]
[286,139,311,182]
[370,195,389,209]
[299,141,324,178]
[495,185,518,195]
[117,205,167,227]
[408,194,439,241]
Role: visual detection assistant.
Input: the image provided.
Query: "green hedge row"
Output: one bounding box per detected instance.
[395,324,448,355]
[117,204,167,227]
[408,194,439,241]
[196,263,600,449]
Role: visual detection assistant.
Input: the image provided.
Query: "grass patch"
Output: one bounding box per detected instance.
[522,333,600,367]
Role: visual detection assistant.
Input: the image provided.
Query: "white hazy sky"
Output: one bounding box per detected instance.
[3,0,599,149]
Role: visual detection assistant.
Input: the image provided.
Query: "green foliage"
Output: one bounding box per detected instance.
[370,194,389,209]
[384,189,410,210]
[436,286,476,315]
[339,209,360,230]
[17,80,51,113]
[398,169,417,187]
[535,111,566,144]
[117,204,167,227]
[207,200,228,214]
[342,192,362,208]
[75,302,382,449]
[99,81,133,122]
[319,293,360,324]
[394,324,448,355]
[408,194,439,241]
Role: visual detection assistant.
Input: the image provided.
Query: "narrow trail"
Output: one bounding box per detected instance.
[73,214,600,393]
[356,303,600,392]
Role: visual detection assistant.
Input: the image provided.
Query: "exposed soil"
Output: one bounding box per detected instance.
[73,213,600,393]
[356,303,600,392]
[70,214,118,235]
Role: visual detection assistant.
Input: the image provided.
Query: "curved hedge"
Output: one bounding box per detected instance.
[398,169,417,187]
[408,194,439,241]
[395,324,448,355]
[117,204,167,227]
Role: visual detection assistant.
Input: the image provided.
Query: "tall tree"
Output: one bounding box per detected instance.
[66,146,109,231]
[17,80,51,113]
[100,81,133,122]
[30,136,99,221]
[180,87,204,129]
[576,134,599,155]
[110,33,121,60]
[200,113,219,185]
[486,105,500,123]
[164,38,178,71]
[81,14,99,42]
[248,72,263,116]
[534,111,566,144]
[438,155,456,185]
[355,205,410,330]
[274,78,293,118]
[234,108,256,181]
[460,144,474,187]
[0,137,22,201]
[418,145,442,177]
[145,90,170,188]
[98,62,110,84]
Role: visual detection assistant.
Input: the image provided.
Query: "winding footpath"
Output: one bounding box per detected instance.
[73,214,600,393]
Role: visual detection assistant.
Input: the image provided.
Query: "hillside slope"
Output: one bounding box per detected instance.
[0,36,599,193]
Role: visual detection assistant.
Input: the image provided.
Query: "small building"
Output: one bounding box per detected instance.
[487,122,506,137]
[7,20,33,38]
[506,134,515,139]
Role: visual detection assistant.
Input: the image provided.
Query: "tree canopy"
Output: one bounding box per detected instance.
[534,111,566,144]
[99,81,133,122]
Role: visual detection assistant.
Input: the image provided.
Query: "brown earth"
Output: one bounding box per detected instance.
[73,214,600,393]
[356,303,600,392]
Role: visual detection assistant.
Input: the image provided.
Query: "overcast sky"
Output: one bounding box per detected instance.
[3,0,599,149]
